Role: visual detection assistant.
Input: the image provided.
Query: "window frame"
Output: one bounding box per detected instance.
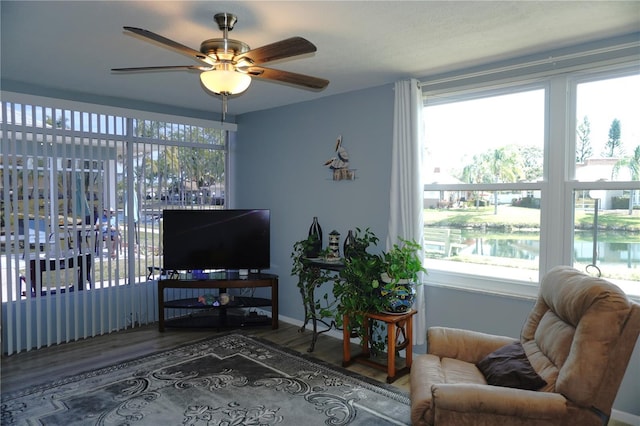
[421,62,640,301]
[1,94,232,295]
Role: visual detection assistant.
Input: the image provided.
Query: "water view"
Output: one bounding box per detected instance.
[457,230,639,269]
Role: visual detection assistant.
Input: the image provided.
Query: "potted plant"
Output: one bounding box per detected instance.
[332,228,388,352]
[377,238,427,314]
[293,229,426,355]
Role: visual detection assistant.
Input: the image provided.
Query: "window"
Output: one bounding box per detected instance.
[570,73,640,296]
[423,88,545,286]
[1,97,231,353]
[1,105,228,301]
[422,67,640,298]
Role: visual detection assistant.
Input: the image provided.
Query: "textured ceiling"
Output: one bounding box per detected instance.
[1,1,639,118]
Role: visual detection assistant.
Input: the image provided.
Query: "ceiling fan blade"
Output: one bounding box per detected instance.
[123,26,213,65]
[248,66,329,90]
[238,37,317,65]
[111,65,208,72]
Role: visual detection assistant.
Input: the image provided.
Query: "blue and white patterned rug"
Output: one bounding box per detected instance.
[1,333,410,425]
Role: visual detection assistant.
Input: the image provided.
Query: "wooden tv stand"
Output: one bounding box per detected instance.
[158,272,278,331]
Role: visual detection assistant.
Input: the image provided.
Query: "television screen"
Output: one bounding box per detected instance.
[162,209,270,271]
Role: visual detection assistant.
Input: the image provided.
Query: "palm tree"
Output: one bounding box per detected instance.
[459,146,524,213]
[157,146,180,201]
[613,145,640,215]
[487,147,522,214]
[461,155,484,184]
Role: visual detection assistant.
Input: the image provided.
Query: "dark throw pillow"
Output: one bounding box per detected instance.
[476,341,547,391]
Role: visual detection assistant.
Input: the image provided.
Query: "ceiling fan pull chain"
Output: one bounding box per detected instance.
[221,94,228,123]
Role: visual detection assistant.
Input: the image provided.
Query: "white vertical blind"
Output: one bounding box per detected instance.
[1,98,228,354]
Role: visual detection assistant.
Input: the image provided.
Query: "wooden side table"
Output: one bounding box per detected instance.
[342,309,416,383]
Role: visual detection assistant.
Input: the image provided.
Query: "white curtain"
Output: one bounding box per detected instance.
[388,78,426,345]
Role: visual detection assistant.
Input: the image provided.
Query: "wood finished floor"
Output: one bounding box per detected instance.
[1,321,410,395]
[0,322,631,426]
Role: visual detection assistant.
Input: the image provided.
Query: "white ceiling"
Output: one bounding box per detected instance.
[2,1,639,118]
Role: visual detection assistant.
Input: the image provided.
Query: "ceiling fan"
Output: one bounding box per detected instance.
[112,12,329,119]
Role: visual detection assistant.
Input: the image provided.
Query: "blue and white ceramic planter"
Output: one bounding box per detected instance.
[379,273,415,314]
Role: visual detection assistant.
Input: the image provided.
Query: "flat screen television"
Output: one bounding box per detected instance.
[162,209,270,271]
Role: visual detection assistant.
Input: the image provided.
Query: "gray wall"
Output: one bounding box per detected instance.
[235,85,640,418]
[234,85,394,320]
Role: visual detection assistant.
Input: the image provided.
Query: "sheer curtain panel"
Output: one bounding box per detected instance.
[388,79,426,345]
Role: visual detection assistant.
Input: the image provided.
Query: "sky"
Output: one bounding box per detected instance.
[424,89,543,179]
[423,73,640,182]
[576,74,640,156]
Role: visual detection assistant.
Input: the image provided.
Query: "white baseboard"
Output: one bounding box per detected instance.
[611,409,640,426]
[276,312,344,340]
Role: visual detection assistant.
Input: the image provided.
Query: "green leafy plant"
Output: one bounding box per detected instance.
[335,232,427,353]
[292,229,427,355]
[380,238,427,287]
[332,228,387,353]
[291,236,336,322]
[376,238,427,315]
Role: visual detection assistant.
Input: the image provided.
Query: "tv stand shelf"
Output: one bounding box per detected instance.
[158,273,278,331]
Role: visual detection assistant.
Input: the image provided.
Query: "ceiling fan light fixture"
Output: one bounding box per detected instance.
[200,68,251,95]
[114,12,328,102]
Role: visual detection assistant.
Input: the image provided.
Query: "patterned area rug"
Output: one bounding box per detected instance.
[1,333,410,425]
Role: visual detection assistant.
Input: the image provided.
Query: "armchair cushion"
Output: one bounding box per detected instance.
[427,327,516,363]
[476,341,547,390]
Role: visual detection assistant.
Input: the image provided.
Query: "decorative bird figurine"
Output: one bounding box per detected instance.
[324,135,349,169]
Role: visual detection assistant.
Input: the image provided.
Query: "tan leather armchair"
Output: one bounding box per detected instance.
[410,266,640,426]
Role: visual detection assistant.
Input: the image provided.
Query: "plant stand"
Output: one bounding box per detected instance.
[296,257,344,352]
[342,309,416,383]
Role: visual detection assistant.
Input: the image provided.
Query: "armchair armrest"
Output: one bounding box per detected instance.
[432,383,567,419]
[427,327,516,364]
